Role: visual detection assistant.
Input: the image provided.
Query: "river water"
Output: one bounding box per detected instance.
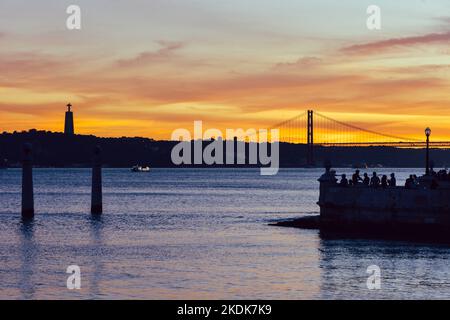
[0,168,449,299]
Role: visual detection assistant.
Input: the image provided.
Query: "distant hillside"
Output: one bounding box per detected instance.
[1,130,449,168]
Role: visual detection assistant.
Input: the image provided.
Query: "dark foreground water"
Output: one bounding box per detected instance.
[0,168,449,299]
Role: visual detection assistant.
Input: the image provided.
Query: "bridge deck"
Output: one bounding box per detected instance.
[318,142,450,147]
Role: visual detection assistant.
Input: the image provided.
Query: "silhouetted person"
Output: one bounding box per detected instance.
[370,172,380,188]
[352,170,362,185]
[437,169,447,180]
[330,170,338,184]
[324,160,332,173]
[405,175,414,189]
[412,175,419,187]
[388,173,396,187]
[381,175,388,188]
[430,160,436,176]
[340,174,348,187]
[363,173,370,186]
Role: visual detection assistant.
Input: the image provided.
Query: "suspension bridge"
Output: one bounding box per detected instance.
[268,110,450,166]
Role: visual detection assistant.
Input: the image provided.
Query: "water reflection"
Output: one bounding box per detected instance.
[18,219,36,299]
[318,237,450,299]
[88,215,104,298]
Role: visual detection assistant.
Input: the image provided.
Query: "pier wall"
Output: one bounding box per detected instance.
[318,184,450,233]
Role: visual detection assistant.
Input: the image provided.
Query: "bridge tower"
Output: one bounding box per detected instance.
[307,110,314,166]
[64,103,75,135]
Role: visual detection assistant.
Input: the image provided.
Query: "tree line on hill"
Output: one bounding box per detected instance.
[1,130,449,168]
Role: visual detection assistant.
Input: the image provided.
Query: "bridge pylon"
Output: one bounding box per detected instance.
[307,110,314,166]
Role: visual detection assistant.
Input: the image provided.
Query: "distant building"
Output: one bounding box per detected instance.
[64,103,75,135]
[0,158,7,169]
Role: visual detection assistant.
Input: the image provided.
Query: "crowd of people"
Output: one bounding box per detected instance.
[431,168,450,181]
[404,175,422,189]
[337,168,450,189]
[338,170,397,188]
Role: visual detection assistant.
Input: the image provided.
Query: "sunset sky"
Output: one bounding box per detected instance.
[1,0,449,140]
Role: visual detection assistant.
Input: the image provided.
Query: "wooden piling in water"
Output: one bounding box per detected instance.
[91,145,103,215]
[21,143,34,219]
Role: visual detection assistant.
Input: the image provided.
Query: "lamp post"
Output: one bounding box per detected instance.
[425,127,431,175]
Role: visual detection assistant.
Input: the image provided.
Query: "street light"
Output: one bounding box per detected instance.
[425,127,431,175]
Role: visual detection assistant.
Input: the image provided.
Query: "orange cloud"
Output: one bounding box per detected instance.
[0,52,69,79]
[116,41,186,68]
[274,56,323,70]
[341,32,450,55]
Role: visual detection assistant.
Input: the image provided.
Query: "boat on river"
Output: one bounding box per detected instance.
[131,165,150,172]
